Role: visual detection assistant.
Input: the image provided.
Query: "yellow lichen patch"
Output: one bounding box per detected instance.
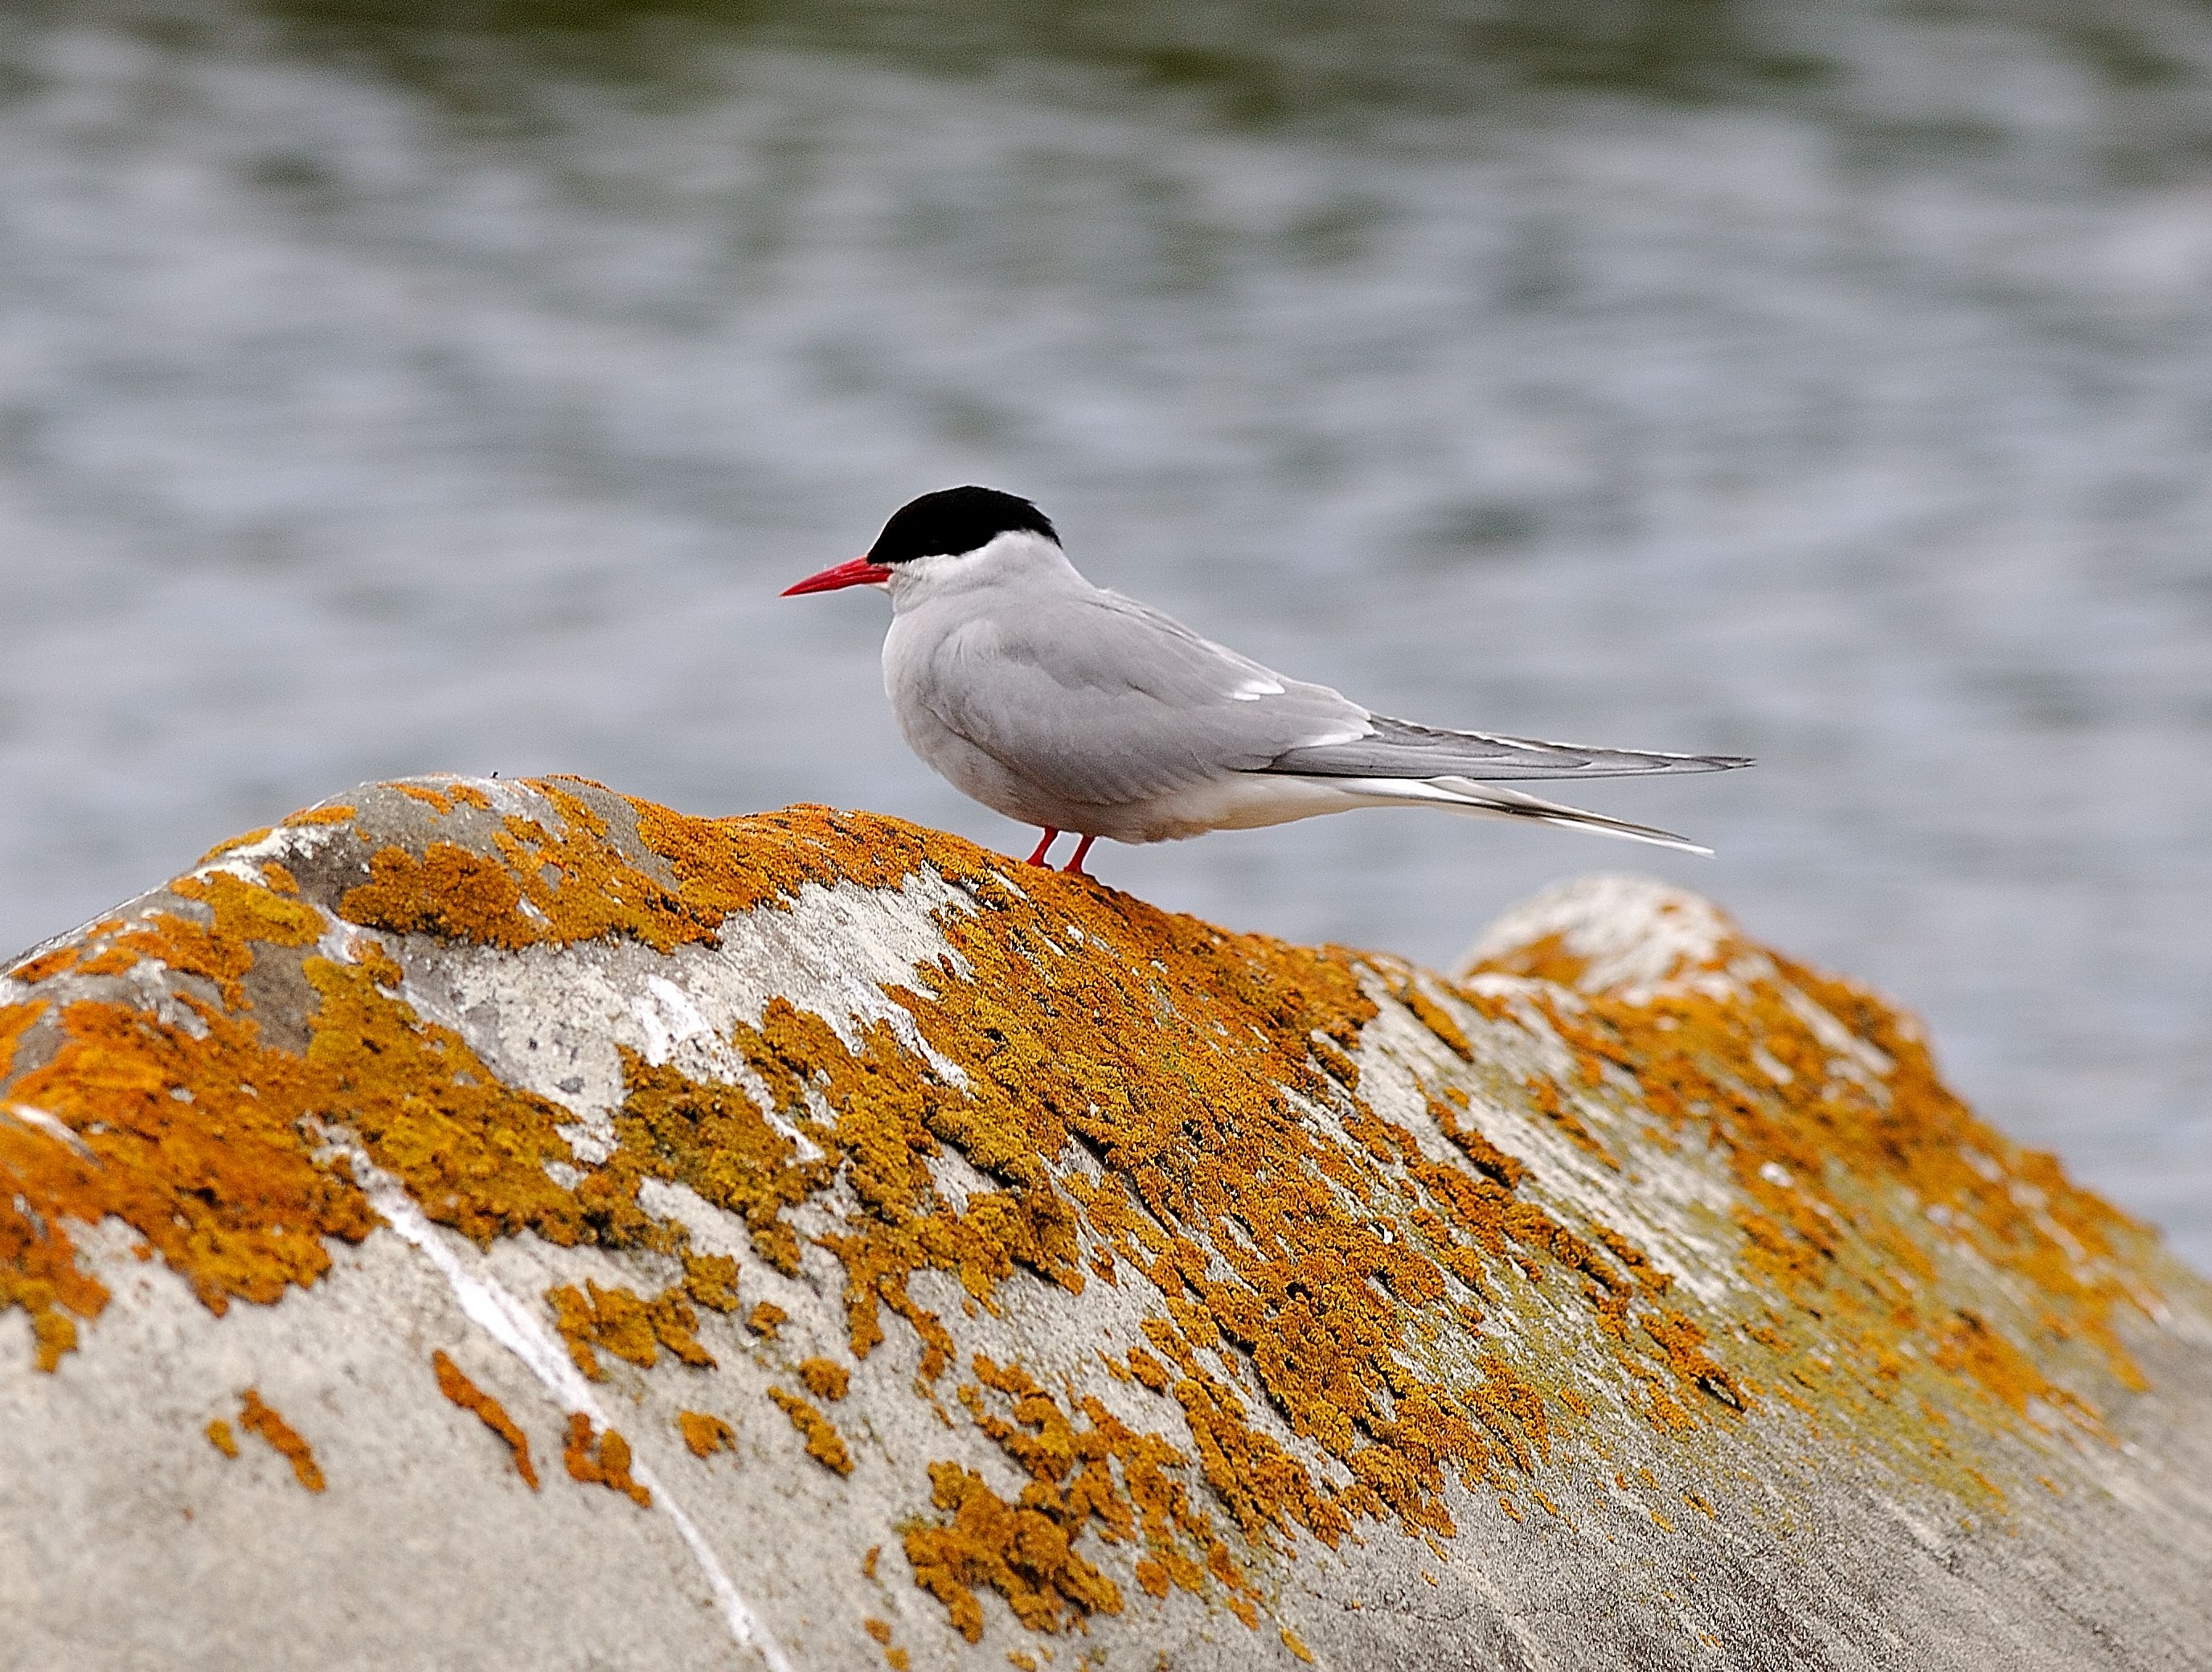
[301,956,598,1251]
[798,1356,851,1400]
[0,859,618,1373]
[863,1619,912,1672]
[682,1250,742,1313]
[1524,1074,1617,1166]
[547,1281,715,1379]
[1932,1311,2071,1420]
[747,1301,789,1339]
[336,781,858,957]
[177,870,326,957]
[340,842,543,951]
[918,1353,1252,1625]
[1464,900,2153,1462]
[616,1049,827,1277]
[73,868,323,1014]
[768,1387,854,1475]
[239,1388,325,1492]
[392,783,457,814]
[206,1418,239,1458]
[563,1414,650,1506]
[432,1349,539,1489]
[903,1458,1126,1642]
[678,1410,737,1458]
[1642,1311,1747,1413]
[198,827,275,864]
[0,993,375,1360]
[1378,966,1474,1060]
[10,947,80,986]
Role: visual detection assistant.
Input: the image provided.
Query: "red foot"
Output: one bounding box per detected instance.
[1024,828,1059,867]
[1061,834,1096,876]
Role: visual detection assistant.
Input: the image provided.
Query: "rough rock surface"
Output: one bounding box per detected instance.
[3,776,2208,1672]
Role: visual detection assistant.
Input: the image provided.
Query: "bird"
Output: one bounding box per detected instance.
[783,486,1751,877]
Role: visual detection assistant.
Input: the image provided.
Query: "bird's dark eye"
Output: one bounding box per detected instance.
[868,486,1058,564]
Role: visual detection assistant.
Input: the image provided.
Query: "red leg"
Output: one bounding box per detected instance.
[1061,834,1096,876]
[1024,828,1059,867]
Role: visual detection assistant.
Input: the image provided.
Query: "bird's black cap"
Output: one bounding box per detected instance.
[866,486,1058,565]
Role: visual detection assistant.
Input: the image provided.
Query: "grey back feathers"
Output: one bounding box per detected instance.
[892,576,1367,808]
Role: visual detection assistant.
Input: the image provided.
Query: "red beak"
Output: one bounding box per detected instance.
[781,556,893,596]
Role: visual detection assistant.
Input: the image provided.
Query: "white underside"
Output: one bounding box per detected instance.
[1121,773,1710,854]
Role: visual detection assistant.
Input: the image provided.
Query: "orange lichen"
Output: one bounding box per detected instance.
[1933,1311,2067,1418]
[198,827,274,864]
[748,1301,789,1338]
[342,842,543,950]
[1524,1074,1616,1165]
[547,1281,715,1379]
[239,1388,325,1492]
[909,1352,1257,1632]
[797,1356,851,1400]
[393,783,457,814]
[563,1413,650,1506]
[678,1410,737,1458]
[682,1250,743,1313]
[862,1622,911,1672]
[0,781,2169,1656]
[620,1051,825,1277]
[54,869,324,1015]
[10,948,79,986]
[1465,915,2149,1435]
[903,1457,1125,1642]
[432,1349,539,1489]
[768,1387,854,1474]
[0,994,375,1364]
[337,781,859,957]
[1642,1311,1748,1413]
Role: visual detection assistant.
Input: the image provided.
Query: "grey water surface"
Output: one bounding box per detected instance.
[2,2,2207,1264]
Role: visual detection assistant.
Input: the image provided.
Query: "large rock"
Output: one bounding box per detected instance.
[2,776,2207,1672]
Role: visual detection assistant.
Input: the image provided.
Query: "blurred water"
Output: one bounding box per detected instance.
[2,2,2207,1264]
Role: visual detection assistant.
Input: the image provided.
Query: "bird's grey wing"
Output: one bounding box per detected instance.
[916,592,1370,805]
[1263,714,1752,782]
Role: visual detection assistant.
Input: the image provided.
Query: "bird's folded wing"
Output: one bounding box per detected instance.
[1264,715,1752,781]
[917,592,1370,806]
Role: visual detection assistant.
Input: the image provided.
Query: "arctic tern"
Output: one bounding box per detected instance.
[784,486,1750,876]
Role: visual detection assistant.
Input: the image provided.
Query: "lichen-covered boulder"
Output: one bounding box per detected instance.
[3,776,2207,1672]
